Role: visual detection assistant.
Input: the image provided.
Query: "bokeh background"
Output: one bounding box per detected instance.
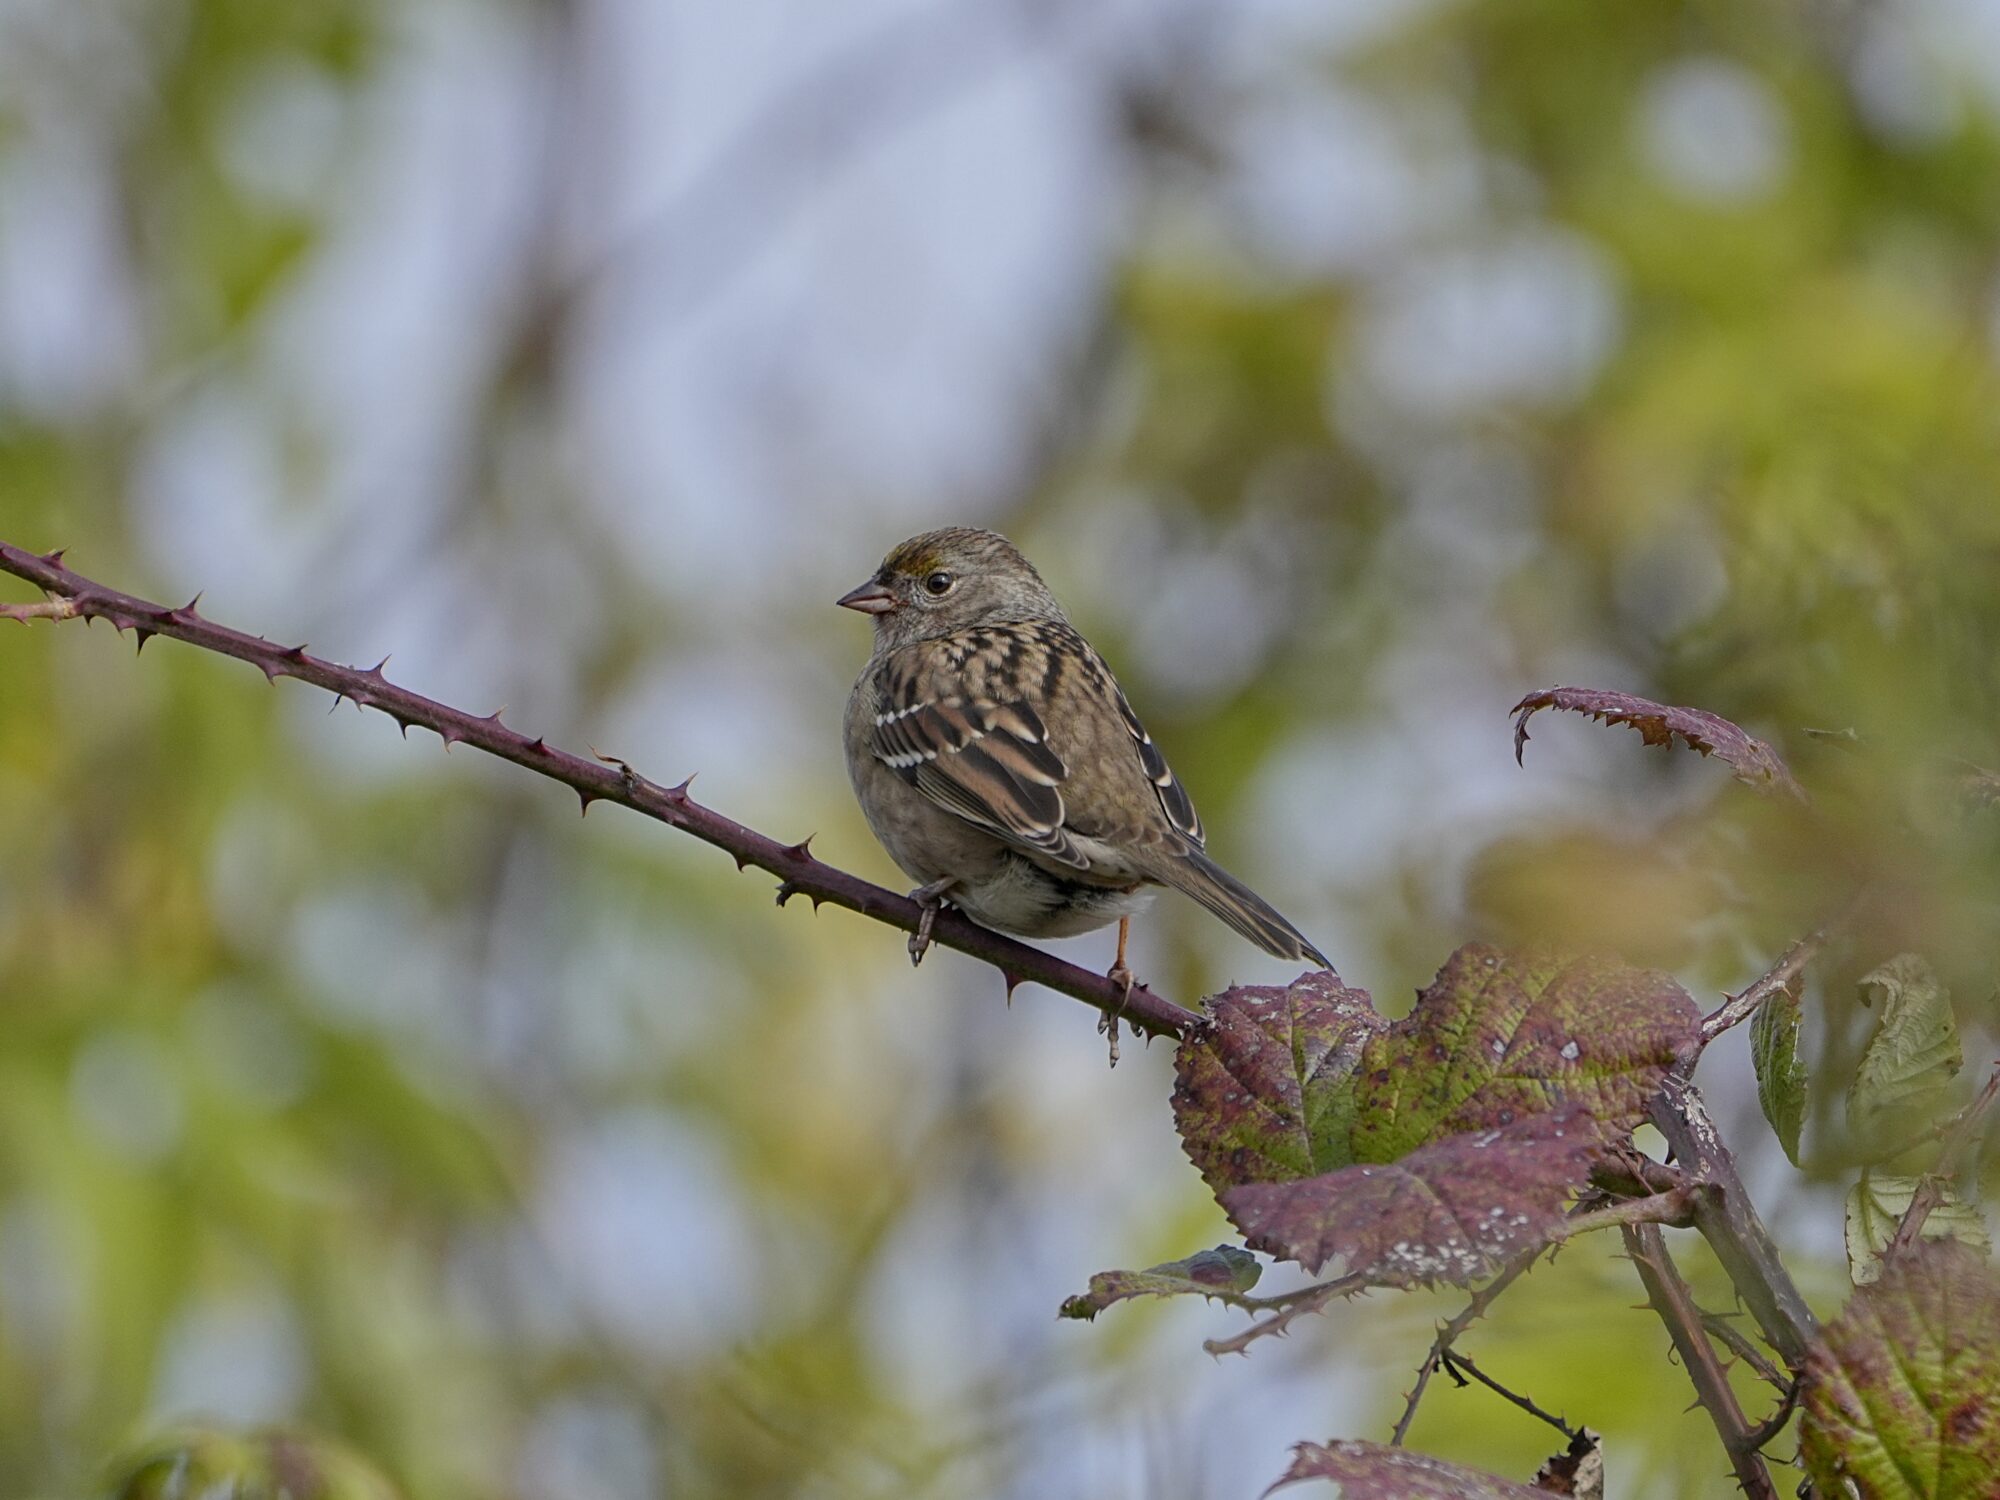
[3,0,2000,1495]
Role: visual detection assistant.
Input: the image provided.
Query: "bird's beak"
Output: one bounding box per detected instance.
[837,580,897,615]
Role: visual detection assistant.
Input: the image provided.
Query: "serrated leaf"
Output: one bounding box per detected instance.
[1844,1172,1990,1286]
[1350,947,1698,1163]
[1172,971,1384,1189]
[1266,1439,1546,1499]
[1751,984,1808,1166]
[1847,954,1962,1150]
[1801,1242,2000,1498]
[1058,1245,1261,1321]
[1221,1106,1603,1280]
[1510,686,1805,800]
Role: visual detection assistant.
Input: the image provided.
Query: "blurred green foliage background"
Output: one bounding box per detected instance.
[2,0,1998,1495]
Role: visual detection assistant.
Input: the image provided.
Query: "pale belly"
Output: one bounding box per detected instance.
[953,856,1156,940]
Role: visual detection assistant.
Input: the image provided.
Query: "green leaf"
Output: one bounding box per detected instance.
[1844,1171,1990,1286]
[1266,1439,1547,1498]
[1172,972,1384,1189]
[1847,954,1962,1151]
[1350,947,1699,1162]
[1801,1242,2000,1497]
[1058,1245,1262,1321]
[1751,984,1808,1166]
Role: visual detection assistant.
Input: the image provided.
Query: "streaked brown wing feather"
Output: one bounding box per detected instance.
[1111,681,1204,847]
[869,663,1088,869]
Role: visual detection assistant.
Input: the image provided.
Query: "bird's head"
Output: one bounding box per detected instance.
[837,527,1064,648]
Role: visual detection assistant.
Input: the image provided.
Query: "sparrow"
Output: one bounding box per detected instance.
[839,527,1329,997]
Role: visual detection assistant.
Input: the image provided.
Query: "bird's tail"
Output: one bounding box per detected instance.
[1150,848,1330,968]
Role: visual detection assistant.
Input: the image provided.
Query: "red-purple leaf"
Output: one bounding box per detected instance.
[1801,1241,2000,1498]
[1511,686,1805,801]
[1172,971,1385,1190]
[1352,947,1697,1164]
[1222,1106,1603,1279]
[1266,1440,1546,1499]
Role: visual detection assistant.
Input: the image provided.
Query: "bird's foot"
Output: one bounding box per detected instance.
[1096,1008,1121,1068]
[1098,960,1136,1068]
[906,878,958,966]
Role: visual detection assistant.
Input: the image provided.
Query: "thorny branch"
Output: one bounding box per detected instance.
[1642,918,1853,1376]
[1435,1349,1578,1441]
[1699,1309,1788,1391]
[1698,888,1865,1046]
[1390,1249,1540,1447]
[1202,1272,1371,1358]
[10,543,1940,1493]
[1623,1222,1781,1500]
[0,541,1200,1039]
[1650,1079,1817,1371]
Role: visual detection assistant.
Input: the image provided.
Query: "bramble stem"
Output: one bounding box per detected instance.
[1623,1223,1779,1500]
[1436,1349,1577,1441]
[1649,1079,1817,1370]
[1389,1250,1538,1447]
[0,541,1199,1039]
[1698,891,1864,1045]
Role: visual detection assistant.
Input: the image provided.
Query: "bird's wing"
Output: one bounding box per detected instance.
[1108,676,1205,849]
[870,644,1089,870]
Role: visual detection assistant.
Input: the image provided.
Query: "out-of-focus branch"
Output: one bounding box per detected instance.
[1,597,78,624]
[0,541,1200,1040]
[1622,1222,1780,1500]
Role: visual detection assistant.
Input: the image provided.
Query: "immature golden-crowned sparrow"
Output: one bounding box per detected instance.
[840,527,1328,988]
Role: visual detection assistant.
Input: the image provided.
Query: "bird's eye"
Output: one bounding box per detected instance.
[923,571,955,596]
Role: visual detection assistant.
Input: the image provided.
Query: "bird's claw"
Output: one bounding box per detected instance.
[1099,962,1136,1067]
[906,879,956,967]
[909,905,936,966]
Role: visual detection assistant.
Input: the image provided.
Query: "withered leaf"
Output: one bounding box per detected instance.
[1510,686,1805,801]
[1532,1430,1604,1498]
